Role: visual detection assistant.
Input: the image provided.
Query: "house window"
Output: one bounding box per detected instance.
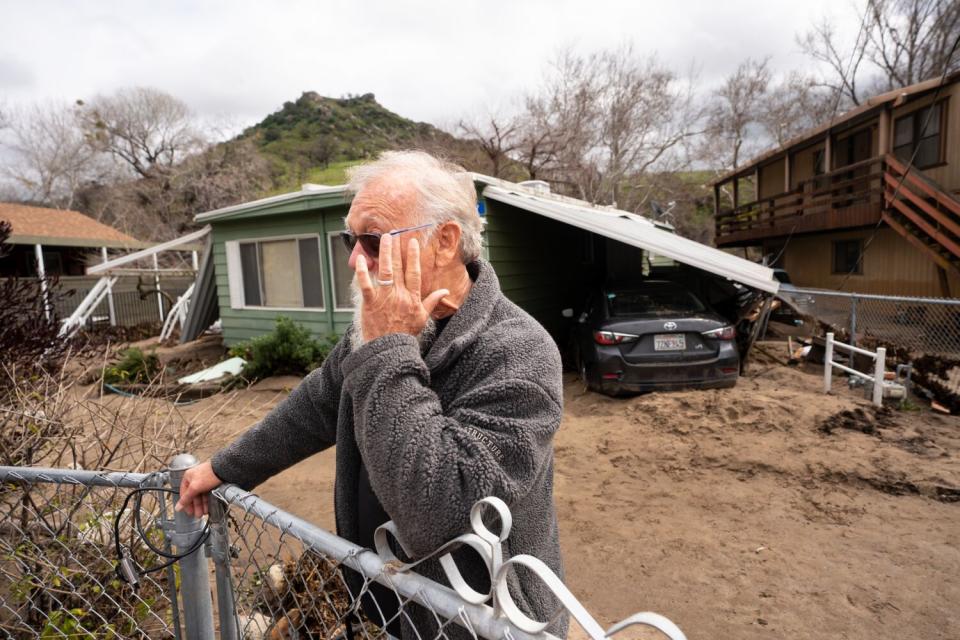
[328,232,355,310]
[894,102,943,168]
[230,236,325,309]
[832,239,863,275]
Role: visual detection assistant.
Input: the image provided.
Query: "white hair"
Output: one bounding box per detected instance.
[346,150,483,263]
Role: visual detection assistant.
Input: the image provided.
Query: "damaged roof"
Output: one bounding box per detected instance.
[475,176,780,294]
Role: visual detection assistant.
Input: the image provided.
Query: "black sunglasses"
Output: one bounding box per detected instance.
[339,222,435,256]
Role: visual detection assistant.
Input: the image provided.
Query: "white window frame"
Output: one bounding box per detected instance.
[225,233,326,312]
[327,231,356,311]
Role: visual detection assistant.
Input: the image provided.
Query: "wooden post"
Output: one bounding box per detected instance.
[101,247,117,326]
[34,244,50,321]
[877,108,891,155]
[733,177,740,208]
[873,347,886,407]
[713,183,720,217]
[784,153,792,193]
[823,132,832,173]
[741,296,773,374]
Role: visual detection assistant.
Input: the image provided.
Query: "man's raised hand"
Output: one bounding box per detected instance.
[355,234,448,341]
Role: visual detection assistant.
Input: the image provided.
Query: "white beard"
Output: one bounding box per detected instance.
[349,279,437,353]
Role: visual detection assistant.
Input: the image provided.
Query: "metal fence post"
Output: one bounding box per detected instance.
[873,347,886,407]
[101,247,117,326]
[169,454,216,640]
[209,496,239,640]
[153,253,164,321]
[848,296,858,368]
[824,332,834,393]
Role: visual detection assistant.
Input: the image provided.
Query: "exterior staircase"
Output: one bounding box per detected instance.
[882,154,960,280]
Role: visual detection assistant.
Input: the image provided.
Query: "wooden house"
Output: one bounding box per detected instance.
[712,72,960,297]
[0,202,148,280]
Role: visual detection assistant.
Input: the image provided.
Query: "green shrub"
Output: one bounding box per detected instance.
[102,347,160,384]
[229,317,336,380]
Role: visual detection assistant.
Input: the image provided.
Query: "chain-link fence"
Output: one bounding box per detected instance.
[779,286,960,356]
[0,459,687,640]
[778,285,960,400]
[0,467,180,638]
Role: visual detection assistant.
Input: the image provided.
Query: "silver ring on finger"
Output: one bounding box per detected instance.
[377,278,394,286]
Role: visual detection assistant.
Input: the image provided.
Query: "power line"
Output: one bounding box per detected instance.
[835,29,960,292]
[766,0,873,268]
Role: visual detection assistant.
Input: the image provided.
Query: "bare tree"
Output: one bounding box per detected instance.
[757,72,836,146]
[593,46,702,207]
[76,138,270,241]
[509,45,701,213]
[800,0,960,105]
[705,57,771,171]
[514,97,559,181]
[865,0,960,90]
[458,109,522,178]
[0,102,109,208]
[798,17,868,106]
[505,48,598,192]
[77,87,204,179]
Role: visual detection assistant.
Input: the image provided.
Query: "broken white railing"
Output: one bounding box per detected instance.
[823,331,886,406]
[159,283,195,341]
[59,227,209,338]
[58,276,119,337]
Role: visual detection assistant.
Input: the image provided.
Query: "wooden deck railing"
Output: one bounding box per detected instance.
[882,154,960,266]
[716,157,885,244]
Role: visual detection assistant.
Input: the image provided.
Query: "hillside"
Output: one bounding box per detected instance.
[239,92,482,189]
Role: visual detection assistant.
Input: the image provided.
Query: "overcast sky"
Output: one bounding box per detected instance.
[1,0,862,133]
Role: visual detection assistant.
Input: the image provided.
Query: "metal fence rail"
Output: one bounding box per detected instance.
[779,285,960,357]
[0,460,687,640]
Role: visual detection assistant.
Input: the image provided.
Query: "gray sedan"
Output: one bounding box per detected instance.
[573,281,740,396]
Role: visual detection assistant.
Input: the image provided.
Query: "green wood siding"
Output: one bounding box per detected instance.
[483,200,601,339]
[210,205,353,345]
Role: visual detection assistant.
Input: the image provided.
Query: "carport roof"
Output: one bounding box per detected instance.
[478,178,780,294]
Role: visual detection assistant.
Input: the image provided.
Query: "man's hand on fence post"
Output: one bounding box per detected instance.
[175,460,222,517]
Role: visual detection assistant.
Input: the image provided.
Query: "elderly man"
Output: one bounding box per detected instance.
[176,150,566,638]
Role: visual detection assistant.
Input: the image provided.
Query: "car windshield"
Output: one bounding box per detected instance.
[607,287,705,316]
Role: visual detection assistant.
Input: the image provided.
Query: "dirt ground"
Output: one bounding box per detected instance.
[156,342,960,639]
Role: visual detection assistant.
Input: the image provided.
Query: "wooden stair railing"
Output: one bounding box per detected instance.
[882,154,960,276]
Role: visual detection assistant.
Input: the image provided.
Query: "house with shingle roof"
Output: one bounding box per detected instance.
[0,202,149,279]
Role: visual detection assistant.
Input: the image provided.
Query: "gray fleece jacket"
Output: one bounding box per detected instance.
[211,259,568,638]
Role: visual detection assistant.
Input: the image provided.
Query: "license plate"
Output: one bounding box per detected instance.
[654,334,686,351]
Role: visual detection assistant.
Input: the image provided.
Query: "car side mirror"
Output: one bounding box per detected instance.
[561,308,574,318]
